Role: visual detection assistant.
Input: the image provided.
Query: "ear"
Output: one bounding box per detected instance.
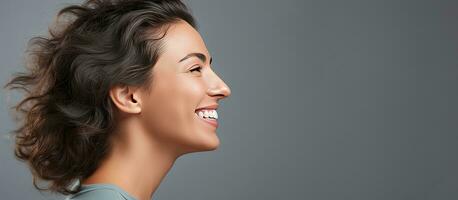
[109,84,142,114]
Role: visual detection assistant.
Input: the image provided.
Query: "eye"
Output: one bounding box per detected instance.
[190,65,202,73]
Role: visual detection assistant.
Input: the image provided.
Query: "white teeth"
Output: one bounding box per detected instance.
[195,109,218,120]
[210,111,214,118]
[210,110,215,118]
[211,110,218,119]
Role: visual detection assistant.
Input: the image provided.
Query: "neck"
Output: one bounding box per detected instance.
[82,118,182,200]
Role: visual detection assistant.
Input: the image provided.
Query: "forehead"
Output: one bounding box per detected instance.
[159,20,209,62]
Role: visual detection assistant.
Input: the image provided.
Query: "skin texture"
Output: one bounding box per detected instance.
[81,19,231,200]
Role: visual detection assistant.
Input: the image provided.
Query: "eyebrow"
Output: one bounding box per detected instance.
[178,52,212,65]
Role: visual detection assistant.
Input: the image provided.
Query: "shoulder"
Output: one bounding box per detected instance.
[64,187,126,200]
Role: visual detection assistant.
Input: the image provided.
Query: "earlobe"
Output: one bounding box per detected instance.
[109,85,142,114]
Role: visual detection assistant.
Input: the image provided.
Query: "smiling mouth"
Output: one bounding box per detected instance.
[194,110,218,128]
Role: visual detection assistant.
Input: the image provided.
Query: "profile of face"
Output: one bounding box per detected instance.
[133,20,231,155]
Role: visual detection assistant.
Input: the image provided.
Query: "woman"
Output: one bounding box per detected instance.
[4,0,231,199]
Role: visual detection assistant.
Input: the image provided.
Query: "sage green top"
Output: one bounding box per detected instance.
[64,183,137,200]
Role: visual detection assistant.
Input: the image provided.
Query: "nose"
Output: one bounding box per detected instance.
[207,70,231,100]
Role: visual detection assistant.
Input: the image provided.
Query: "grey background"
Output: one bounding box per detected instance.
[1,0,457,199]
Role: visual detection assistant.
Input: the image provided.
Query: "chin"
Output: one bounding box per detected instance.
[204,136,220,151]
[185,135,220,154]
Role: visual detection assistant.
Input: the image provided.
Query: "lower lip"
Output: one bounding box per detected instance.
[195,113,218,128]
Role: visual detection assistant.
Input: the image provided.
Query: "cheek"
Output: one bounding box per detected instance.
[141,75,206,143]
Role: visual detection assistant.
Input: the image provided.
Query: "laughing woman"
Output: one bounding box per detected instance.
[4,0,231,199]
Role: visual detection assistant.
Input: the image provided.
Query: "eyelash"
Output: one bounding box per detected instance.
[190,65,202,73]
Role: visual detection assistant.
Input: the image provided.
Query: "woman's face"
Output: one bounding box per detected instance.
[138,20,231,155]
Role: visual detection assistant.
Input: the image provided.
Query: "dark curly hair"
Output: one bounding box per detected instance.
[3,0,196,195]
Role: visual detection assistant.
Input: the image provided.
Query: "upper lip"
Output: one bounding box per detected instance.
[195,104,219,112]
